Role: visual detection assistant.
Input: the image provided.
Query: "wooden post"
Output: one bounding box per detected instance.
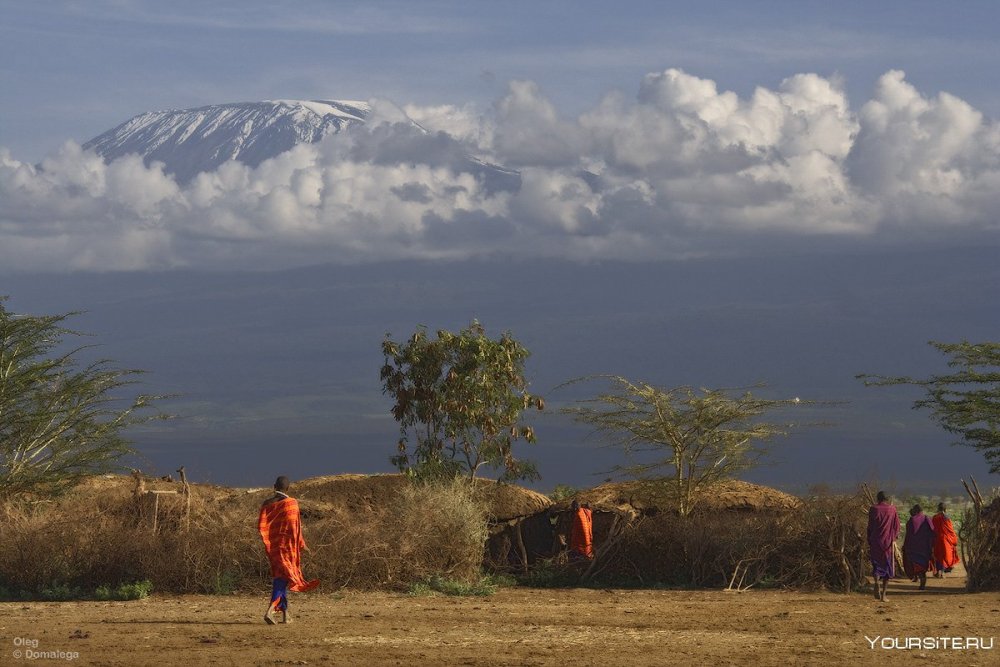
[514,522,529,574]
[145,492,159,533]
[131,469,146,499]
[177,466,191,530]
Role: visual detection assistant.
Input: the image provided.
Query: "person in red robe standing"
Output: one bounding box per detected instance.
[258,476,320,624]
[931,502,960,577]
[569,500,594,560]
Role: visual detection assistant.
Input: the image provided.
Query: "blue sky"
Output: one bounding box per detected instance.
[3,0,1000,160]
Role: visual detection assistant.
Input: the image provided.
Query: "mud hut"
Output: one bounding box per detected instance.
[495,479,803,576]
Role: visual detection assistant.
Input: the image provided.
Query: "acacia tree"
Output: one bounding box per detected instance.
[563,376,806,515]
[0,300,164,498]
[858,341,1000,473]
[380,321,543,483]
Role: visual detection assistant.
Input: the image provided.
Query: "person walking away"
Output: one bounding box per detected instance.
[867,491,899,601]
[258,476,320,624]
[569,500,594,560]
[903,504,936,590]
[931,502,960,577]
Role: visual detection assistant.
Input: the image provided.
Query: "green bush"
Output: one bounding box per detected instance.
[39,583,84,601]
[407,573,511,597]
[95,580,153,601]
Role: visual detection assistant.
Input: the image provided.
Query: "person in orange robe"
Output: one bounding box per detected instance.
[258,476,320,624]
[931,502,960,577]
[569,500,594,560]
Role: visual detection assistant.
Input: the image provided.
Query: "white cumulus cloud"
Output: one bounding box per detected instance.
[1,68,998,271]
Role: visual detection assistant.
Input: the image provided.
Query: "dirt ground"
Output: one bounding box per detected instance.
[2,567,997,666]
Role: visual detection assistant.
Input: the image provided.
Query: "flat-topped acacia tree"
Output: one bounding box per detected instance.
[0,299,164,498]
[380,321,543,483]
[563,375,809,516]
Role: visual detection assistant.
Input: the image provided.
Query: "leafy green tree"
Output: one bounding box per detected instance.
[548,484,579,502]
[563,376,807,515]
[0,299,164,498]
[380,321,543,483]
[859,341,1000,473]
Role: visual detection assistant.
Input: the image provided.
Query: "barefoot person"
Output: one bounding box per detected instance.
[903,504,936,590]
[569,500,594,561]
[931,502,960,577]
[867,491,899,601]
[258,476,320,624]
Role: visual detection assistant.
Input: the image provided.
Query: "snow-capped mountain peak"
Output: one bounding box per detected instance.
[82,99,371,182]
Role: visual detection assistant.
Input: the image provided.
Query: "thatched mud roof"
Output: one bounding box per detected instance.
[568,479,800,514]
[63,472,552,521]
[295,473,552,521]
[473,478,553,521]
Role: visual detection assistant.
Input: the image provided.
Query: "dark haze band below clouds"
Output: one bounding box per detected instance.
[2,249,996,494]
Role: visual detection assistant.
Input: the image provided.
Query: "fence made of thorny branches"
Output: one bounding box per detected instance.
[960,477,999,592]
[569,494,872,592]
[0,478,490,597]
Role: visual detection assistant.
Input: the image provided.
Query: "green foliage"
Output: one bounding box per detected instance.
[859,341,1000,473]
[0,299,166,498]
[563,376,807,515]
[94,580,153,601]
[407,574,510,597]
[39,583,84,601]
[0,579,152,602]
[381,321,543,482]
[208,570,240,595]
[548,484,579,502]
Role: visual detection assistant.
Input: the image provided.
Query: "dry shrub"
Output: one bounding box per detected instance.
[0,492,265,597]
[393,479,489,583]
[0,477,487,596]
[307,478,488,588]
[587,494,868,591]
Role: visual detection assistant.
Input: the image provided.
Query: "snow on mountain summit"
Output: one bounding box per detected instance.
[82,99,371,183]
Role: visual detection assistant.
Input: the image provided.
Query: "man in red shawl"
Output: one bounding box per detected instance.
[258,476,319,624]
[867,490,899,601]
[569,500,594,560]
[931,502,960,577]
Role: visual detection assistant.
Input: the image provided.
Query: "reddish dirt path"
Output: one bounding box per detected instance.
[2,569,996,666]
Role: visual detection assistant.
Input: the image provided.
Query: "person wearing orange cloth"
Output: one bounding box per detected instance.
[258,476,320,624]
[931,502,960,577]
[569,500,594,560]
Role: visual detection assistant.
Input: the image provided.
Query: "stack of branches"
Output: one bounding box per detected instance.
[960,477,1000,592]
[572,493,868,591]
[766,493,868,592]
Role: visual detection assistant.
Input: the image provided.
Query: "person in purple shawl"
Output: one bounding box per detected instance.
[903,504,936,590]
[867,491,899,601]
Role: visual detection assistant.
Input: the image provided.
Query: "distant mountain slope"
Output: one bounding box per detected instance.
[82,98,520,191]
[82,99,370,183]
